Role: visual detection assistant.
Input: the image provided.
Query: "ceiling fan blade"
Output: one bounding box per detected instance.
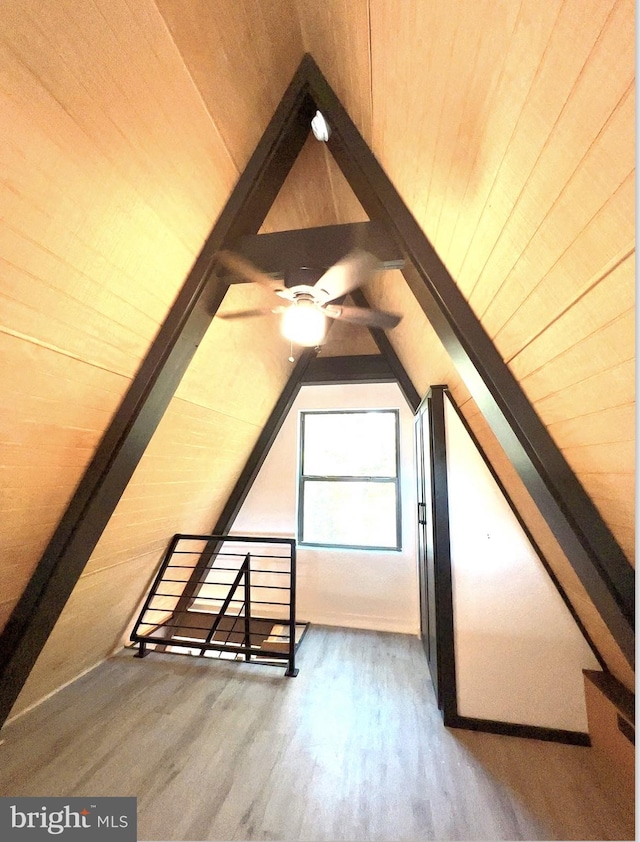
[313,250,380,303]
[215,250,286,295]
[217,306,283,320]
[324,304,401,329]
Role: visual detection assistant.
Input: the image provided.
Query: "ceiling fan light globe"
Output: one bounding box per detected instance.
[281,301,327,346]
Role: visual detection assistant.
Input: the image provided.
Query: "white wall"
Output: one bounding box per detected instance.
[444,398,600,732]
[231,382,419,634]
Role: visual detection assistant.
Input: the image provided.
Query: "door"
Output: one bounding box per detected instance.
[415,387,457,719]
[415,399,440,704]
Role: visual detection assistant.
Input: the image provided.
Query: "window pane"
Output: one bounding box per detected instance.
[303,411,397,477]
[301,480,398,548]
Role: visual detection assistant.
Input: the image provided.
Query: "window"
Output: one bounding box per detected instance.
[298,409,401,550]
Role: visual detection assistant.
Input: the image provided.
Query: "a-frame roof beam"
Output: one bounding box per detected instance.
[168,346,318,621]
[300,55,634,664]
[302,354,396,386]
[211,348,318,537]
[349,287,421,411]
[0,61,317,728]
[0,53,633,731]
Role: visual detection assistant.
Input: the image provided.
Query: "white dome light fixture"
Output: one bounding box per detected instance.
[311,110,330,142]
[281,298,327,346]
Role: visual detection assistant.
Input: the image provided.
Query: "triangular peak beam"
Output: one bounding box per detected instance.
[235,221,404,276]
[0,53,632,728]
[0,59,319,726]
[297,56,633,665]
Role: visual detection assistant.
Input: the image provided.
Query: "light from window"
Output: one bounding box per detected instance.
[298,409,401,550]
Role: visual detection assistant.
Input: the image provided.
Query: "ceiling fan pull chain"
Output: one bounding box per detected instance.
[288,339,295,364]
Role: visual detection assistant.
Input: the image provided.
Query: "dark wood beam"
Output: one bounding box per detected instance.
[1,51,633,731]
[0,61,317,728]
[302,354,394,385]
[166,347,318,624]
[234,221,404,276]
[301,54,634,665]
[349,288,421,412]
[212,347,318,535]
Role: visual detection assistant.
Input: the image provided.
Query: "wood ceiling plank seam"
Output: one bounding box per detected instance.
[0,15,218,259]
[491,173,635,359]
[304,55,633,664]
[119,0,239,166]
[422,12,478,233]
[577,472,635,496]
[514,337,633,401]
[0,120,196,300]
[0,388,122,415]
[0,220,172,323]
[507,246,635,375]
[562,438,636,462]
[296,0,372,142]
[426,2,518,246]
[590,500,635,526]
[477,85,635,344]
[447,0,566,291]
[155,0,305,171]
[0,293,152,379]
[0,324,136,381]
[0,58,203,293]
[0,197,192,313]
[586,494,635,522]
[515,310,635,404]
[115,0,241,191]
[253,1,305,111]
[482,162,634,358]
[468,16,634,322]
[437,0,526,266]
[546,404,635,445]
[0,251,162,345]
[0,56,316,727]
[533,359,634,423]
[442,0,562,283]
[408,11,464,237]
[456,0,613,300]
[368,4,419,210]
[64,0,232,226]
[80,551,166,586]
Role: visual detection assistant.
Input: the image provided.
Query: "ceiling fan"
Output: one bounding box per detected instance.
[215,249,401,347]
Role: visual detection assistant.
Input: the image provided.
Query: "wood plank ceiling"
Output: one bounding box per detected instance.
[0,0,634,715]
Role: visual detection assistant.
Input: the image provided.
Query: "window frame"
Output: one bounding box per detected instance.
[297,408,402,551]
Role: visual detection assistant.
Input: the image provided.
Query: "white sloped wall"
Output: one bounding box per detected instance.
[445,398,600,732]
[230,382,419,634]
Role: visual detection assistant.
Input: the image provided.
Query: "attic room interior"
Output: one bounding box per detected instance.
[0,1,635,841]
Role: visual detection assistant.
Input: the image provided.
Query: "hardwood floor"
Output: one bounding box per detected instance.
[0,626,633,841]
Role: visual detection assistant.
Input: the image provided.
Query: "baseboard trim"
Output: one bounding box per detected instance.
[302,614,419,636]
[3,655,108,729]
[445,713,591,746]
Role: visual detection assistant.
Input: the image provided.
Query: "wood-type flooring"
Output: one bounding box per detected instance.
[0,626,633,840]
